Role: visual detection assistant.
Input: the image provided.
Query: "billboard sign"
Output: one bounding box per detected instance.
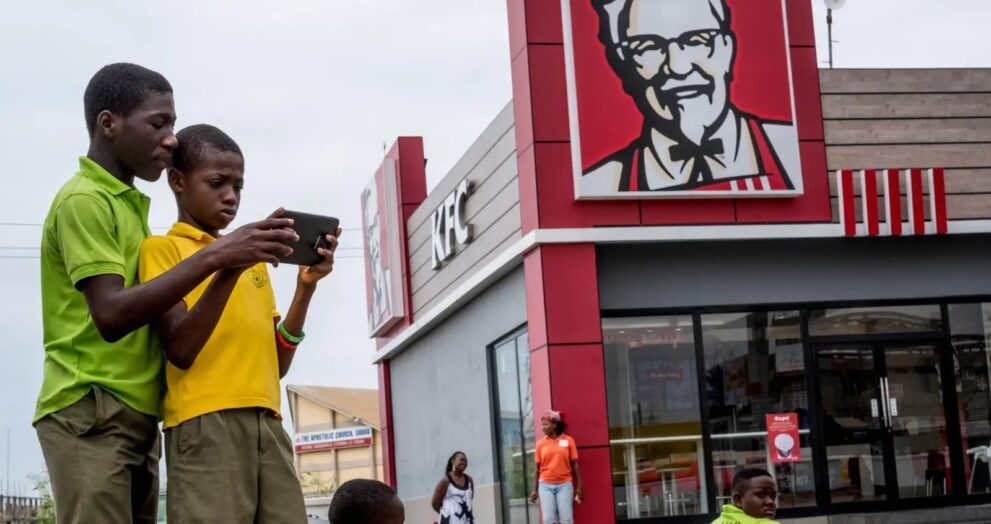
[294,426,374,453]
[563,0,804,199]
[362,158,406,337]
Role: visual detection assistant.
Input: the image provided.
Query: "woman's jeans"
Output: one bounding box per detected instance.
[538,481,574,524]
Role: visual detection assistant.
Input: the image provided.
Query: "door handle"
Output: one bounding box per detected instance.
[885,378,893,424]
[882,378,893,426]
[878,379,889,427]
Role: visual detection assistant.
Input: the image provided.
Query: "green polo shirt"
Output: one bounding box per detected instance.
[34,157,164,423]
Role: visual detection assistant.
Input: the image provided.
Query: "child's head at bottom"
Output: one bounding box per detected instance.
[169,124,245,237]
[732,468,778,520]
[327,478,404,524]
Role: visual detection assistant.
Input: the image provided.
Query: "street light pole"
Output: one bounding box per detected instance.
[827,8,834,69]
[824,0,846,69]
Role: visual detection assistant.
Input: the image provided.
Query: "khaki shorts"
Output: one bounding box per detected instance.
[165,408,306,524]
[36,386,161,524]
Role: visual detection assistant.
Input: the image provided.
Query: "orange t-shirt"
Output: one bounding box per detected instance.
[535,434,578,483]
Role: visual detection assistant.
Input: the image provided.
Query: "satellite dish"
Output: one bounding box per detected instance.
[824,0,846,9]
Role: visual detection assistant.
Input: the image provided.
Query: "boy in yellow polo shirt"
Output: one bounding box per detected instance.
[139,124,339,523]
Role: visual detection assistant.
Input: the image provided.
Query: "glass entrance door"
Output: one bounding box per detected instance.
[884,345,951,499]
[815,342,952,507]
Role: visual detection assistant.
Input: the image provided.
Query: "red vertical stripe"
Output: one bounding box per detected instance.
[629,149,639,192]
[909,168,926,235]
[862,170,879,236]
[840,170,856,236]
[887,169,903,236]
[930,168,948,234]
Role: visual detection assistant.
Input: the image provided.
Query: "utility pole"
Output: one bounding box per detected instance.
[823,0,846,69]
[827,8,834,69]
[5,429,9,497]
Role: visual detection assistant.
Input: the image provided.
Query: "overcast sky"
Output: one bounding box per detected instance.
[0,0,989,496]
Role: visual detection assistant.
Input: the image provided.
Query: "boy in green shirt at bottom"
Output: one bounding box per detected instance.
[712,468,781,524]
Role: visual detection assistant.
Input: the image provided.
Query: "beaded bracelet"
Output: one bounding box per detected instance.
[278,322,305,345]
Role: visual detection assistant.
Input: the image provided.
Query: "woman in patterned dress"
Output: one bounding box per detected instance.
[431,451,476,524]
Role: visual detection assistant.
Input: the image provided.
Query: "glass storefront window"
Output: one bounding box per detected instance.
[701,311,816,509]
[491,330,540,523]
[809,305,942,336]
[948,303,991,495]
[604,316,707,520]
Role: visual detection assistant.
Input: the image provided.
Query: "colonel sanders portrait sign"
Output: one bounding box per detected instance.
[565,0,804,198]
[361,159,405,337]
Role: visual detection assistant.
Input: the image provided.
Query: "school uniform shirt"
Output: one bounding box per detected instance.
[138,222,281,429]
[535,434,579,484]
[710,505,780,524]
[35,156,162,423]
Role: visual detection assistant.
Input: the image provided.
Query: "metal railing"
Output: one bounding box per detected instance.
[0,496,46,523]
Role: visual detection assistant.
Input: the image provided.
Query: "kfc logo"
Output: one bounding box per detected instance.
[361,159,406,337]
[564,0,804,198]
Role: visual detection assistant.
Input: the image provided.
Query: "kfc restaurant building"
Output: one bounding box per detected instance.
[360,1,991,523]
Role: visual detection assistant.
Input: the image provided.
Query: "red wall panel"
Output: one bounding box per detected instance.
[548,344,609,447]
[786,0,816,48]
[570,446,617,523]
[537,244,602,345]
[533,143,639,229]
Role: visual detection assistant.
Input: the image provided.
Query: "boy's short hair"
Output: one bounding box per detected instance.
[173,124,243,172]
[327,479,402,524]
[732,467,773,494]
[83,63,172,136]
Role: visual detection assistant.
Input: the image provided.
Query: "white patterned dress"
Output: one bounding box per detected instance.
[439,473,475,524]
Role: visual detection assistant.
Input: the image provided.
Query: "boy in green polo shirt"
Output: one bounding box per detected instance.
[712,468,781,524]
[35,63,299,524]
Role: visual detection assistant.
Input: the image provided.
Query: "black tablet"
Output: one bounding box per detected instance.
[278,210,340,266]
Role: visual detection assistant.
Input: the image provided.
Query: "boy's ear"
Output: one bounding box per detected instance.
[167,167,184,194]
[732,490,744,508]
[95,110,118,139]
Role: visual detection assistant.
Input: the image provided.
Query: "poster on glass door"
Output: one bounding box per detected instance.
[766,413,800,464]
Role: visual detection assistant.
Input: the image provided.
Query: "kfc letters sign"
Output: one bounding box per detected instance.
[294,426,374,453]
[766,413,800,464]
[563,0,804,199]
[430,179,474,270]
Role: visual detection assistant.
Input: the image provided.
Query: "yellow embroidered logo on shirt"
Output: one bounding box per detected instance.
[246,267,267,288]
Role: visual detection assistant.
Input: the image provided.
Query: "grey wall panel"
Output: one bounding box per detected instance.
[818,68,991,94]
[405,101,521,318]
[415,216,522,316]
[410,196,522,314]
[820,68,991,222]
[390,267,526,500]
[408,155,519,279]
[407,102,516,231]
[598,235,991,312]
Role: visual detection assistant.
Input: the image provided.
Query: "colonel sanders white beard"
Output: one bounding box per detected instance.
[636,34,735,145]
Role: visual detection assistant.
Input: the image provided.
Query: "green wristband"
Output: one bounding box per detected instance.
[278,322,305,345]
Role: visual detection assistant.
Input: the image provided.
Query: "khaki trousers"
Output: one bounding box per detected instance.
[165,408,306,524]
[36,386,161,524]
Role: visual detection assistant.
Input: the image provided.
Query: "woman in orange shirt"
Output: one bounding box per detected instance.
[529,410,583,524]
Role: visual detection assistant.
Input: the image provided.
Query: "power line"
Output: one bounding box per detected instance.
[0,246,363,251]
[0,221,360,232]
[0,255,365,260]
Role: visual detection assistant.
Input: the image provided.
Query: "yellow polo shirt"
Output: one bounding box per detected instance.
[138,222,281,429]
